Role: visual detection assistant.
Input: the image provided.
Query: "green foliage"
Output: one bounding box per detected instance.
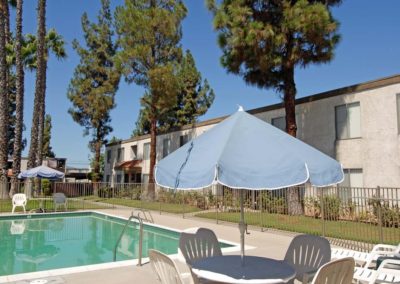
[41,178,51,196]
[42,114,55,158]
[369,198,400,228]
[89,152,104,181]
[68,0,120,181]
[133,50,215,135]
[258,191,287,214]
[305,195,341,220]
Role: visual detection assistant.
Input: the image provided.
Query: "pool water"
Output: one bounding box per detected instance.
[0,212,232,276]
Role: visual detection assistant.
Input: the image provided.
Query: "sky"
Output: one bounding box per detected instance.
[14,0,400,168]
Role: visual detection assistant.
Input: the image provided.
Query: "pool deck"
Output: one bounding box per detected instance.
[5,208,298,284]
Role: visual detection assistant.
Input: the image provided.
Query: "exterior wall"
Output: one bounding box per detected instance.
[105,78,400,188]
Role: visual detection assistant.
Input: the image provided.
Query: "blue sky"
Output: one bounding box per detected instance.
[16,0,400,168]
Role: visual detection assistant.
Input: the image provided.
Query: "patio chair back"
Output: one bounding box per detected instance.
[53,192,67,211]
[284,234,331,284]
[149,249,193,284]
[311,257,355,284]
[12,193,27,213]
[179,228,222,266]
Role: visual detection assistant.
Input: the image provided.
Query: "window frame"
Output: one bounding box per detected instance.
[163,138,171,158]
[335,102,361,140]
[106,150,111,164]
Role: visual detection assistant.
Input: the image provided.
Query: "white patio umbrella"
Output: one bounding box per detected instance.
[155,107,344,265]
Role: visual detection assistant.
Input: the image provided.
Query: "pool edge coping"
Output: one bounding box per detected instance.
[0,210,246,283]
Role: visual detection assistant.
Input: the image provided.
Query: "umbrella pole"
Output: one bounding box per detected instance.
[239,190,245,266]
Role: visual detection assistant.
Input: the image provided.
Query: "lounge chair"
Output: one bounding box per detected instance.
[179,227,222,266]
[311,257,355,284]
[149,249,194,284]
[12,193,27,213]
[332,243,400,268]
[353,258,400,284]
[53,192,67,211]
[284,234,331,284]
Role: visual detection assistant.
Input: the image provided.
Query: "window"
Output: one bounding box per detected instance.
[180,135,189,147]
[143,143,150,160]
[106,175,110,183]
[163,138,171,158]
[335,102,361,139]
[106,150,111,163]
[117,148,124,162]
[339,169,363,200]
[131,145,138,159]
[397,94,400,133]
[271,116,286,131]
[116,174,122,184]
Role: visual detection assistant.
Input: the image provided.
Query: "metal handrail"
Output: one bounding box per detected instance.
[134,209,154,223]
[113,213,144,266]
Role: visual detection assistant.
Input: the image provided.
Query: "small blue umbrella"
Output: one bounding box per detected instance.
[18,165,65,180]
[155,107,344,264]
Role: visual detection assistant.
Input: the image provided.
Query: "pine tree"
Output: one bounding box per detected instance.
[42,114,54,158]
[207,0,341,214]
[68,0,120,183]
[115,0,186,195]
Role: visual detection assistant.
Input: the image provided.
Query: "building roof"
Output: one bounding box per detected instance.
[107,74,400,147]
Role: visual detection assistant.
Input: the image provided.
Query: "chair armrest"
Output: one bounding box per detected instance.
[371,244,397,253]
[302,269,319,284]
[379,259,400,271]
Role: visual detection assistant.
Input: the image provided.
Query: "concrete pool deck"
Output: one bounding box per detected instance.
[6,208,298,284]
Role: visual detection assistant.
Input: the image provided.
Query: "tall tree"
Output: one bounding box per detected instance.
[10,0,24,197]
[115,0,187,194]
[67,0,120,183]
[27,0,46,169]
[42,114,54,158]
[0,0,9,183]
[133,50,215,135]
[207,0,341,215]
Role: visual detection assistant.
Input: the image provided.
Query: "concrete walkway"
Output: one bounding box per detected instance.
[8,208,298,284]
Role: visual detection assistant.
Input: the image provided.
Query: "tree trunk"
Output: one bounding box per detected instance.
[0,0,9,187]
[148,114,157,199]
[10,0,24,197]
[28,0,46,169]
[283,65,303,215]
[37,63,47,166]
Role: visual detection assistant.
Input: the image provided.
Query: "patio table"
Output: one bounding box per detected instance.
[191,255,296,284]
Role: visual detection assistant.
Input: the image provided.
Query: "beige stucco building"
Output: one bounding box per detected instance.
[104,74,400,188]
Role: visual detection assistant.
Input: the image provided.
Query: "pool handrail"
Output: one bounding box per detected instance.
[113,212,144,266]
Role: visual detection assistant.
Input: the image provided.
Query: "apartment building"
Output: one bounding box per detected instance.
[104,74,400,188]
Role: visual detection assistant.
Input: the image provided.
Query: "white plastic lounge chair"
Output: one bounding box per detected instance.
[284,234,331,284]
[311,257,355,284]
[53,192,67,211]
[12,193,27,213]
[353,258,400,284]
[332,243,400,268]
[149,249,195,284]
[179,227,222,266]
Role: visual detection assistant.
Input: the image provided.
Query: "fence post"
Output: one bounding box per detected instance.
[260,194,264,232]
[376,186,384,243]
[321,187,326,237]
[182,191,185,219]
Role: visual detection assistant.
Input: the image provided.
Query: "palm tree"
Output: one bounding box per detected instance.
[0,0,9,186]
[10,0,24,197]
[27,0,46,169]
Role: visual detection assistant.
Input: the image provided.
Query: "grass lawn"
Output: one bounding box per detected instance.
[195,211,400,245]
[0,198,109,213]
[78,196,201,214]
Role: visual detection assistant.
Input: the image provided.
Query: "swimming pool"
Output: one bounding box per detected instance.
[0,211,235,279]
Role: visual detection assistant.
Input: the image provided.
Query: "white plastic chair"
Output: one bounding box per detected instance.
[149,249,195,284]
[353,258,400,284]
[284,234,331,284]
[12,193,27,213]
[311,257,355,284]
[332,243,400,268]
[53,192,67,211]
[179,227,222,266]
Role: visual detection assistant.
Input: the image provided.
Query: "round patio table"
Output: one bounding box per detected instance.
[191,255,296,284]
